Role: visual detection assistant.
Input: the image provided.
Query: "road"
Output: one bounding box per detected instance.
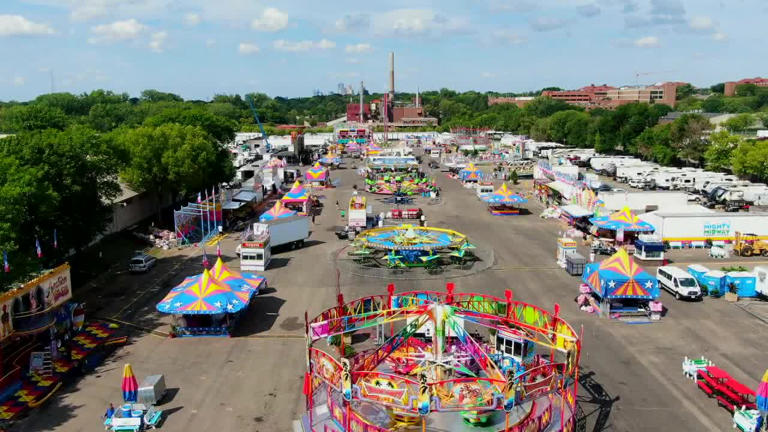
[15,155,768,432]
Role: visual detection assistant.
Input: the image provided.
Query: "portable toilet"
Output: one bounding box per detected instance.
[755,266,768,297]
[724,272,757,297]
[700,270,726,296]
[687,264,709,284]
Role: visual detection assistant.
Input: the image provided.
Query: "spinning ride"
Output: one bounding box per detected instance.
[349,225,474,269]
[304,284,581,431]
[481,183,528,216]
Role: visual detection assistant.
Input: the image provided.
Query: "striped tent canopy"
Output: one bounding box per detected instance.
[582,248,659,299]
[480,183,528,205]
[305,163,328,181]
[366,144,383,155]
[282,181,309,203]
[459,163,483,181]
[156,268,256,314]
[260,200,297,222]
[589,206,654,232]
[319,153,341,165]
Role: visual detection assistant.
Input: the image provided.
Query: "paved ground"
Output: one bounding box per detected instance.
[13,153,768,432]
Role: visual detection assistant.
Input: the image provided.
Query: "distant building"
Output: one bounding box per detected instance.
[488,96,534,108]
[539,82,682,109]
[346,103,371,122]
[724,77,768,96]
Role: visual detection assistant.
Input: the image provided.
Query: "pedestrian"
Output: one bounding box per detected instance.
[589,250,596,263]
[335,200,339,210]
[103,403,115,419]
[312,213,316,224]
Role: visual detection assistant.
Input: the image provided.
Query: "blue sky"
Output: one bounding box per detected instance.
[0,0,765,101]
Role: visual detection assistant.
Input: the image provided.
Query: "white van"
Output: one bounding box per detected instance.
[657,266,703,300]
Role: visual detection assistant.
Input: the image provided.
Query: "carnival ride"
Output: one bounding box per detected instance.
[480,183,528,216]
[320,152,342,167]
[459,163,484,183]
[348,225,478,271]
[589,207,654,239]
[304,284,580,431]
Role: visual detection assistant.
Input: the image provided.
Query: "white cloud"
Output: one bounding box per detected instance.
[577,4,601,17]
[273,39,335,52]
[345,58,360,64]
[491,29,527,45]
[634,35,659,47]
[489,0,538,12]
[530,17,567,32]
[712,31,727,41]
[149,31,167,52]
[238,42,260,54]
[206,38,216,47]
[27,0,173,21]
[689,16,713,31]
[12,76,26,86]
[334,13,370,32]
[88,18,146,44]
[0,15,55,36]
[184,13,201,26]
[345,43,372,54]
[250,7,288,32]
[374,9,469,38]
[481,72,495,78]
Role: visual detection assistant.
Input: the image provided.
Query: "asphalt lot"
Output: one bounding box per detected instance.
[14,154,768,432]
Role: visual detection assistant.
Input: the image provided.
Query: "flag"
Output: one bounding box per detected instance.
[53,229,58,249]
[197,192,202,203]
[202,247,209,268]
[2,251,9,273]
[216,242,221,257]
[35,237,42,259]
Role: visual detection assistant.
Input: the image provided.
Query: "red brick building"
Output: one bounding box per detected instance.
[724,77,768,96]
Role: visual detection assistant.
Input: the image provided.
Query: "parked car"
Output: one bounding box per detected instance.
[129,253,157,273]
[657,266,703,300]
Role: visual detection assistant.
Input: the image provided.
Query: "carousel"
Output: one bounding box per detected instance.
[303,284,580,431]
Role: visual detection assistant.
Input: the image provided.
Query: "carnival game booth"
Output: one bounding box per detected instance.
[480,183,528,216]
[589,206,655,247]
[280,181,312,215]
[304,284,580,432]
[458,163,483,185]
[582,249,661,320]
[260,200,297,222]
[156,258,266,337]
[305,163,331,188]
[365,143,383,156]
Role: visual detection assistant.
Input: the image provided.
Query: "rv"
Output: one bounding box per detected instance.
[651,170,683,190]
[616,164,655,183]
[589,156,639,174]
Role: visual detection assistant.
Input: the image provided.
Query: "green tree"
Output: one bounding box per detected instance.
[731,140,768,181]
[0,104,69,132]
[669,114,712,164]
[140,89,184,103]
[704,130,742,171]
[676,83,695,100]
[702,95,724,112]
[723,113,754,132]
[633,124,676,164]
[710,83,725,94]
[34,92,89,116]
[143,107,237,142]
[523,97,577,118]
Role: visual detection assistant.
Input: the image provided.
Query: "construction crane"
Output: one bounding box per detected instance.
[246,95,271,153]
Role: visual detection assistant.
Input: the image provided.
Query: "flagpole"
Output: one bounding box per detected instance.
[212,186,217,234]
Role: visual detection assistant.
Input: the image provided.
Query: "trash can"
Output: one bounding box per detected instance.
[565,253,587,276]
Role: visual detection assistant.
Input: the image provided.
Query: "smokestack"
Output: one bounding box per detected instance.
[359,81,364,123]
[388,52,395,100]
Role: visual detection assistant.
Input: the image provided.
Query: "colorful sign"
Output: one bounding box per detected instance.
[703,220,731,237]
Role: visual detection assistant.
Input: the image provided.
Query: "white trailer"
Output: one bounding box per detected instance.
[652,169,684,190]
[589,156,638,172]
[735,185,768,205]
[638,211,768,243]
[239,216,310,271]
[616,164,655,183]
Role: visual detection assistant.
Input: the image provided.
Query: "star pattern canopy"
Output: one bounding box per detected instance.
[210,257,266,294]
[582,248,659,299]
[260,200,297,222]
[305,163,328,181]
[459,163,483,181]
[281,181,309,203]
[589,206,655,232]
[354,225,467,251]
[480,183,528,205]
[156,268,256,314]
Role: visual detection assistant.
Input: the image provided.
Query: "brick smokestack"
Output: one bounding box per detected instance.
[388,52,395,101]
